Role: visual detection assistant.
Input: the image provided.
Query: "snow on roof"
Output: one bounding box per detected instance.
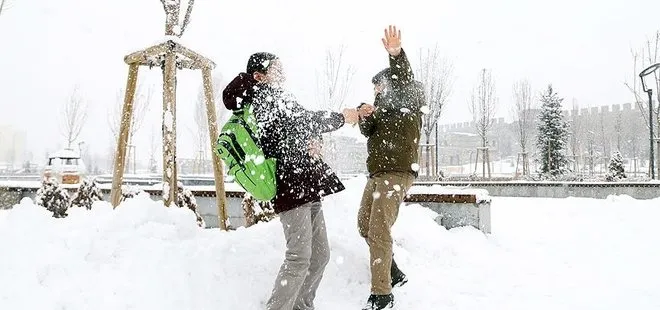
[48,149,80,159]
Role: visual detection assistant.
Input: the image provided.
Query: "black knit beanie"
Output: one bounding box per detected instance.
[372,68,391,84]
[246,52,279,75]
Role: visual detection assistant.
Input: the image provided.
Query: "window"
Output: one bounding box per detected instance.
[64,158,79,165]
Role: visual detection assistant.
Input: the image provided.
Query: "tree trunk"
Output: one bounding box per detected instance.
[164,1,180,36]
[425,132,432,177]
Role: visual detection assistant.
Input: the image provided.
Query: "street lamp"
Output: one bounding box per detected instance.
[639,63,660,179]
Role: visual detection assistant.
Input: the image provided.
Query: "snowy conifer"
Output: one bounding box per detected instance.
[606,151,626,181]
[71,178,104,210]
[536,85,570,178]
[175,182,206,228]
[241,193,276,227]
[35,178,70,218]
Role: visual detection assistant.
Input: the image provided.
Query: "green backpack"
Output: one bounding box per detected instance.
[215,104,277,201]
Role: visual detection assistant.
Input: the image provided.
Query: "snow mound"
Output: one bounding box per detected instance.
[1,177,659,309]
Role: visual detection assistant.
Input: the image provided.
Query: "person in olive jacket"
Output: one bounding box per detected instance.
[356,25,424,310]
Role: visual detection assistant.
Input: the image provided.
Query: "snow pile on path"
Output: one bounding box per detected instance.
[1,177,660,309]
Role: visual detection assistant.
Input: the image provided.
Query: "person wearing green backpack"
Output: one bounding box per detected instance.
[222,52,359,310]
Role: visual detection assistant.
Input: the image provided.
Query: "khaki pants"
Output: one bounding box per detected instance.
[357,172,414,295]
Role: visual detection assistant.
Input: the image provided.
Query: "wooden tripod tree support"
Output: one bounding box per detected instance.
[109,38,229,231]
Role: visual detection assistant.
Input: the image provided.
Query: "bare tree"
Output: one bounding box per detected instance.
[416,45,454,177]
[60,87,88,149]
[109,84,153,173]
[0,0,11,17]
[148,125,159,174]
[315,46,355,169]
[625,31,660,135]
[568,99,583,173]
[468,68,498,178]
[624,30,660,177]
[316,45,355,111]
[511,79,534,177]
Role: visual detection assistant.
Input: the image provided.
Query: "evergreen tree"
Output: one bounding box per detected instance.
[606,151,627,181]
[71,178,104,210]
[536,85,570,178]
[35,178,70,218]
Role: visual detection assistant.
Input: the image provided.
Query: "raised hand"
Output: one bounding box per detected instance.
[381,25,402,56]
[342,108,360,125]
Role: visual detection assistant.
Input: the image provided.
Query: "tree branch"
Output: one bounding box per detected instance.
[179,0,195,37]
[60,87,88,148]
[416,45,454,140]
[316,45,355,111]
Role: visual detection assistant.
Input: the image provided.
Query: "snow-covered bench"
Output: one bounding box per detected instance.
[405,186,492,234]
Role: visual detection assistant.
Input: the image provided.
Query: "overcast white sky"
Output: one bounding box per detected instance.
[1,0,659,161]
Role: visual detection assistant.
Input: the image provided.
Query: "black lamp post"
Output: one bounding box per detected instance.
[639,63,660,179]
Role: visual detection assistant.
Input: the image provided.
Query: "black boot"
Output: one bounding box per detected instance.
[391,257,408,288]
[361,293,394,310]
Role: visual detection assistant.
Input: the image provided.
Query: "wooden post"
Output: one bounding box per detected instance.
[202,67,229,230]
[110,63,139,207]
[162,47,177,207]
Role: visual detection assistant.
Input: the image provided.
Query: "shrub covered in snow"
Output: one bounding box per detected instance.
[70,178,104,210]
[175,182,205,228]
[120,185,144,203]
[35,178,70,218]
[606,151,627,181]
[241,193,276,227]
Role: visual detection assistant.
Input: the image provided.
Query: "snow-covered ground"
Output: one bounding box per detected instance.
[1,177,659,309]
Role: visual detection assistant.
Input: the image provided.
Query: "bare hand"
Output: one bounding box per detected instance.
[358,104,375,118]
[382,25,402,56]
[342,108,359,125]
[308,139,323,159]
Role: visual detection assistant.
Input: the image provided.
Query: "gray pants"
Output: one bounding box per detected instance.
[266,201,330,310]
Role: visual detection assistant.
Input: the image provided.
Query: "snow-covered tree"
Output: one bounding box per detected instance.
[606,151,627,181]
[536,85,570,178]
[175,183,205,227]
[71,178,104,210]
[241,193,276,227]
[35,178,70,218]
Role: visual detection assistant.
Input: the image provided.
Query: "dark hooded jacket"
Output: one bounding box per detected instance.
[222,73,346,213]
[359,49,424,178]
